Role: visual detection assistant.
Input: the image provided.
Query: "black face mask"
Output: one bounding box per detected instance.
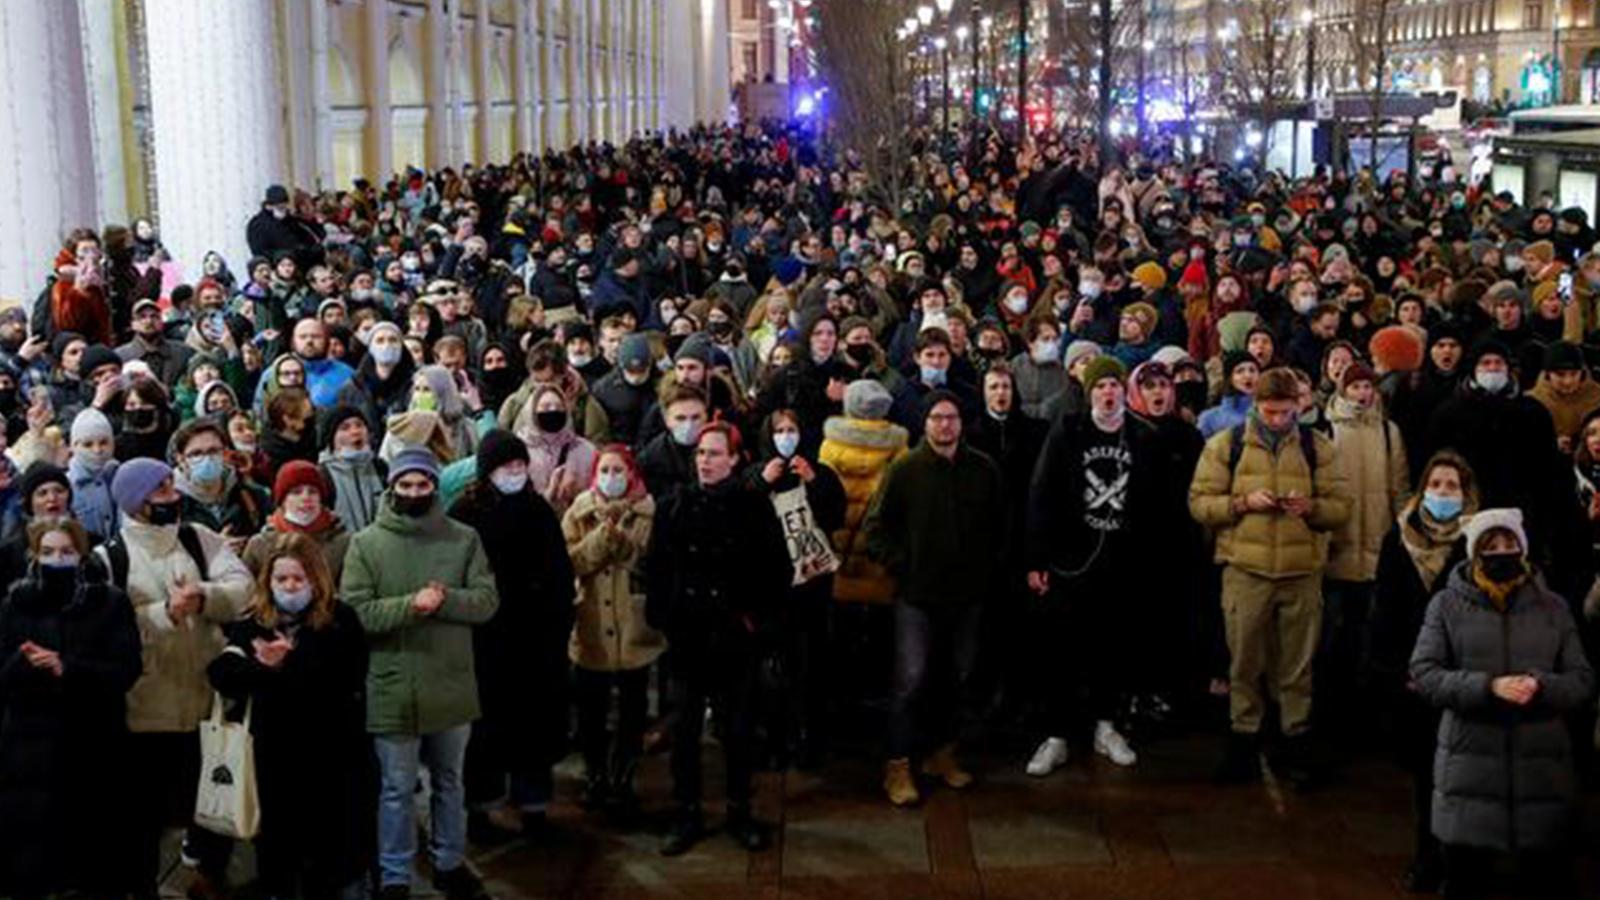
[145,500,181,526]
[846,343,876,366]
[708,320,733,338]
[1175,381,1207,414]
[125,407,159,432]
[535,410,569,433]
[0,388,16,416]
[39,564,77,596]
[392,493,434,518]
[1479,552,1525,584]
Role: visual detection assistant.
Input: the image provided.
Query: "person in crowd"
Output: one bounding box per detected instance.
[260,386,320,472]
[1367,452,1479,894]
[867,391,1005,807]
[746,408,847,768]
[117,298,194,385]
[100,458,253,900]
[1527,341,1600,454]
[589,333,656,447]
[514,384,598,515]
[819,379,909,606]
[319,404,385,533]
[0,519,140,899]
[242,460,350,583]
[342,449,499,900]
[638,384,706,498]
[207,533,370,900]
[169,418,271,539]
[66,408,119,539]
[1197,351,1258,438]
[1025,357,1172,774]
[645,422,791,855]
[448,430,575,842]
[339,321,417,427]
[1190,367,1351,788]
[1410,508,1594,900]
[410,364,481,460]
[1320,362,1409,739]
[564,444,661,813]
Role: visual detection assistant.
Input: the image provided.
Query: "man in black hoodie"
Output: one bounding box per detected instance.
[1390,322,1465,483]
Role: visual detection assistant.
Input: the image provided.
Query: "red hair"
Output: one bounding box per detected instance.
[589,443,646,499]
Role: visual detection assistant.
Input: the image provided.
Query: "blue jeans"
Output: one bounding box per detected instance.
[373,725,471,888]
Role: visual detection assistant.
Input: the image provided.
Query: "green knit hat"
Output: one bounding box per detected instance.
[1080,355,1128,389]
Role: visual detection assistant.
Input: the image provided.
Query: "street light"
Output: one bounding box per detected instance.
[936,0,955,14]
[1302,6,1316,99]
[918,5,934,27]
[936,34,950,140]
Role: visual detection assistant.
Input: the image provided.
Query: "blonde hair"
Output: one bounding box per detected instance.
[249,533,337,631]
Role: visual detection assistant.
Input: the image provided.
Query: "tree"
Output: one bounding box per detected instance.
[813,0,910,207]
[1348,0,1397,168]
[1053,0,1141,158]
[1216,0,1304,168]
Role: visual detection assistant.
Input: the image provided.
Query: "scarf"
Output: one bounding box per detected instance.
[1472,565,1528,612]
[1398,498,1465,589]
[269,506,335,535]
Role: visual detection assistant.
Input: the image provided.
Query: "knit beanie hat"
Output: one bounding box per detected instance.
[1340,362,1376,389]
[844,378,894,420]
[1121,302,1159,340]
[319,404,369,451]
[475,428,530,483]
[1369,325,1425,374]
[111,458,173,515]
[1150,345,1192,367]
[273,460,329,506]
[1464,508,1527,558]
[1217,311,1262,353]
[1131,261,1168,292]
[1545,340,1586,373]
[1222,350,1257,389]
[675,332,714,366]
[1525,240,1556,267]
[1080,355,1127,389]
[19,462,70,516]
[920,388,964,422]
[1064,339,1101,371]
[388,448,441,486]
[1178,259,1208,289]
[619,333,653,371]
[367,321,403,346]
[79,344,121,377]
[70,408,114,445]
[50,331,84,362]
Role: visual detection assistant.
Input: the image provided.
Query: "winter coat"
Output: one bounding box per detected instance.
[177,475,271,539]
[1009,353,1067,420]
[516,419,598,516]
[865,442,1006,609]
[1189,417,1351,578]
[448,483,574,768]
[818,416,908,603]
[67,455,120,541]
[1197,393,1252,439]
[94,520,252,733]
[1528,372,1600,450]
[336,355,418,431]
[207,605,371,885]
[563,488,664,671]
[116,335,194,387]
[342,495,499,736]
[319,450,385,534]
[644,478,792,665]
[496,372,611,445]
[637,431,696,499]
[0,572,140,895]
[1410,564,1595,851]
[588,369,654,447]
[969,409,1048,571]
[1325,399,1410,582]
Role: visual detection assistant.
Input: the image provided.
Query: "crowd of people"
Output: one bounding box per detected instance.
[1,118,1599,900]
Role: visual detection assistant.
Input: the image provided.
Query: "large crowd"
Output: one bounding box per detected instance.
[1,119,1597,900]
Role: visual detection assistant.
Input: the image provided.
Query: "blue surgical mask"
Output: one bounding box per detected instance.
[1422,492,1463,522]
[273,585,313,616]
[920,366,947,387]
[671,419,702,447]
[773,432,801,458]
[370,344,403,367]
[190,454,225,484]
[597,471,629,499]
[337,447,372,464]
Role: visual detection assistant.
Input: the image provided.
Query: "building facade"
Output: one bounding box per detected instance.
[0,0,734,301]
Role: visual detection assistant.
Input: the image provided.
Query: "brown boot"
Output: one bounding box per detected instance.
[920,744,973,789]
[883,757,921,807]
[186,872,228,900]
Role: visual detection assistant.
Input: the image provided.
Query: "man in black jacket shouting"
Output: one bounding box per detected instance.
[646,421,792,857]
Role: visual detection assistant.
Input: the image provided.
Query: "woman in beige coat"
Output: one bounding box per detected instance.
[1322,363,1408,732]
[563,444,662,813]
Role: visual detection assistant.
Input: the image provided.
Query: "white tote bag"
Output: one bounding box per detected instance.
[194,681,260,839]
[771,485,840,586]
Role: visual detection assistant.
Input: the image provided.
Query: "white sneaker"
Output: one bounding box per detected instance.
[1094,720,1137,767]
[1025,736,1069,777]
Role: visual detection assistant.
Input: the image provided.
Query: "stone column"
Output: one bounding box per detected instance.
[78,0,130,227]
[540,0,556,151]
[364,0,393,179]
[425,0,451,166]
[513,0,534,154]
[145,0,286,275]
[475,0,492,163]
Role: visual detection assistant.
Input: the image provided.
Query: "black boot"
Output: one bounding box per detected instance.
[1214,732,1260,785]
[432,866,490,900]
[725,804,773,852]
[467,810,519,847]
[1274,733,1324,792]
[581,774,610,812]
[660,806,705,857]
[608,758,641,822]
[1401,855,1443,894]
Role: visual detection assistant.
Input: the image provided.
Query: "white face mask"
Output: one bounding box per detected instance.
[1476,369,1509,393]
[1292,294,1319,315]
[1080,281,1103,299]
[569,352,593,368]
[597,471,629,499]
[1004,293,1029,314]
[491,468,529,495]
[284,505,320,527]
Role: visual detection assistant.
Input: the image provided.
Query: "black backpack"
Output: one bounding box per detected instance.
[1227,421,1318,476]
[100,524,210,590]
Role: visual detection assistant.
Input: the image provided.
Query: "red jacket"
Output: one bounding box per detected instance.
[50,249,113,345]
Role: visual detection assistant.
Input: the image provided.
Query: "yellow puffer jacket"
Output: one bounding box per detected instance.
[1324,399,1409,582]
[563,488,665,672]
[818,415,909,603]
[1189,417,1351,578]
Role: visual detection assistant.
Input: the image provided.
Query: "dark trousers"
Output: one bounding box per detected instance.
[1043,569,1135,737]
[575,665,651,784]
[888,601,982,759]
[1317,579,1375,738]
[669,648,759,811]
[127,731,233,895]
[776,580,833,754]
[1442,844,1576,900]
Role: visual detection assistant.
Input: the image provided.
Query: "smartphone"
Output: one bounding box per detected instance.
[1559,271,1574,306]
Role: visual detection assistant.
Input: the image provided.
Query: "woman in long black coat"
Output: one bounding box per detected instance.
[207,532,370,900]
[0,520,140,898]
[1366,451,1477,893]
[745,408,846,767]
[449,429,575,839]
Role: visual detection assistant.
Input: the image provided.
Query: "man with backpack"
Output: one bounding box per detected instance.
[1189,367,1351,788]
[99,457,253,899]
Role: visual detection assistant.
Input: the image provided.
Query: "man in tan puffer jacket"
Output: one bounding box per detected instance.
[1190,368,1350,787]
